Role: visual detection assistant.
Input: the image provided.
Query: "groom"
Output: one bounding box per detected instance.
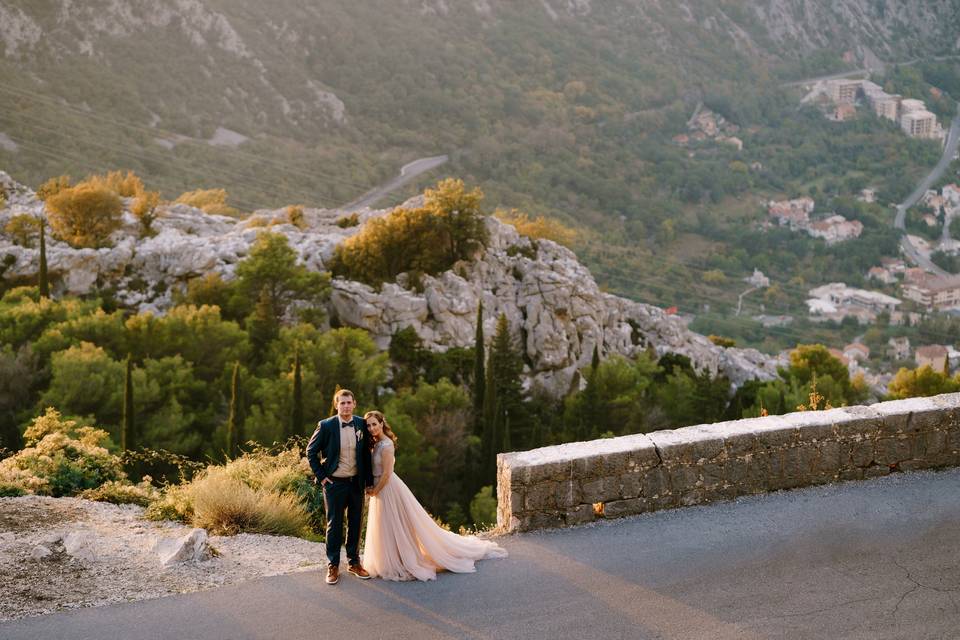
[306,388,374,585]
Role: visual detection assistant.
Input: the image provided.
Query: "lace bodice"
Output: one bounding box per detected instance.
[372,438,394,479]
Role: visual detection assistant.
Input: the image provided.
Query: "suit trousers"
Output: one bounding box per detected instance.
[322,476,363,567]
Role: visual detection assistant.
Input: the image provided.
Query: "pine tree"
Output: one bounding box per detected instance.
[121,353,135,451]
[226,361,240,459]
[289,348,303,440]
[472,302,485,436]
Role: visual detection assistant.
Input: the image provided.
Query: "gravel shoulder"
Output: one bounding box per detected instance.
[0,496,327,621]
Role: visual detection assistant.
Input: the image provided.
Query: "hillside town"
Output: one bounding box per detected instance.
[808,78,946,140]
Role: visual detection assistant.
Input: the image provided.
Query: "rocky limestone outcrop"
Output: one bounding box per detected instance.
[0,171,781,397]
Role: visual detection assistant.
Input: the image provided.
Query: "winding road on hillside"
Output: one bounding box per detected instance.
[894,103,960,277]
[340,155,449,212]
[3,468,959,640]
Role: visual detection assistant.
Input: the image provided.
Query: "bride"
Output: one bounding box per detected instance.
[361,410,507,581]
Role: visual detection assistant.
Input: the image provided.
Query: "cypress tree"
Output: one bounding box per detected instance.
[480,314,524,482]
[38,218,49,298]
[290,348,303,440]
[226,361,240,459]
[472,302,485,435]
[121,353,135,451]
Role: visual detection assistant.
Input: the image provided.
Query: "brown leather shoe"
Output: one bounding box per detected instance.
[325,565,339,585]
[348,562,371,580]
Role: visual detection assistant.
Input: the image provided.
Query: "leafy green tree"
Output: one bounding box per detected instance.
[40,342,125,429]
[385,378,472,514]
[887,365,960,400]
[0,345,37,451]
[234,232,330,326]
[564,352,659,437]
[124,304,249,383]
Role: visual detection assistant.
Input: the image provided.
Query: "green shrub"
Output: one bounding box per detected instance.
[0,408,126,497]
[146,446,319,537]
[4,214,40,247]
[81,478,159,506]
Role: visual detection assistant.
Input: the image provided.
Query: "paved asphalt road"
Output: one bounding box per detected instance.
[895,104,960,277]
[3,468,959,640]
[341,155,449,211]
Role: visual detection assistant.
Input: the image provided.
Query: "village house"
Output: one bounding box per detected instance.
[888,336,912,361]
[915,344,949,372]
[843,342,870,363]
[943,184,960,207]
[806,215,863,244]
[901,273,960,311]
[807,283,900,324]
[867,266,898,285]
[889,310,923,327]
[767,197,814,229]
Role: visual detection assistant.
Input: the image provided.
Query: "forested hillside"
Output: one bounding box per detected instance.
[2,0,960,313]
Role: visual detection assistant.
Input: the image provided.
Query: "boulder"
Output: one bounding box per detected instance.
[152,528,212,567]
[63,531,97,562]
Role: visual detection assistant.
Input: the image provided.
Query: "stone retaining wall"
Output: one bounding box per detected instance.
[496,394,960,532]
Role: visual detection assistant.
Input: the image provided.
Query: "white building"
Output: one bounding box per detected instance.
[901,109,937,139]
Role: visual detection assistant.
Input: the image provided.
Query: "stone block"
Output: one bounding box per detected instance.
[864,465,891,478]
[874,437,912,466]
[564,504,595,526]
[524,481,559,511]
[574,455,604,480]
[699,463,724,488]
[528,460,572,484]
[723,432,757,457]
[508,489,525,515]
[679,490,705,506]
[724,459,751,487]
[603,498,646,519]
[669,465,699,493]
[641,466,670,498]
[839,468,864,481]
[689,437,725,462]
[579,478,618,503]
[602,451,633,477]
[842,439,875,468]
[556,480,579,508]
[923,430,947,455]
[755,426,798,450]
[618,471,642,499]
[627,447,662,470]
[898,460,928,471]
[796,421,836,443]
[815,441,841,475]
[527,512,565,531]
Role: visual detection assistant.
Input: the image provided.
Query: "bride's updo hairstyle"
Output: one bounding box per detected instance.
[364,410,398,449]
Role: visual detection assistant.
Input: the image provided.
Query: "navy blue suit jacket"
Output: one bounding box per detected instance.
[306,415,373,488]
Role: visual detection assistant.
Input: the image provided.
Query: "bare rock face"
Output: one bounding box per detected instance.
[0,171,781,397]
[331,218,782,396]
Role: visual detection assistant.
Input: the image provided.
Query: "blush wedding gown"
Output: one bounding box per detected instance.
[362,438,507,581]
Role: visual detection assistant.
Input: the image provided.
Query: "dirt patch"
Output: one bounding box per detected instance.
[0,496,327,621]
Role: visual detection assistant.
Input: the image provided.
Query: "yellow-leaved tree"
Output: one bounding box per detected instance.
[175,188,239,217]
[46,184,122,248]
